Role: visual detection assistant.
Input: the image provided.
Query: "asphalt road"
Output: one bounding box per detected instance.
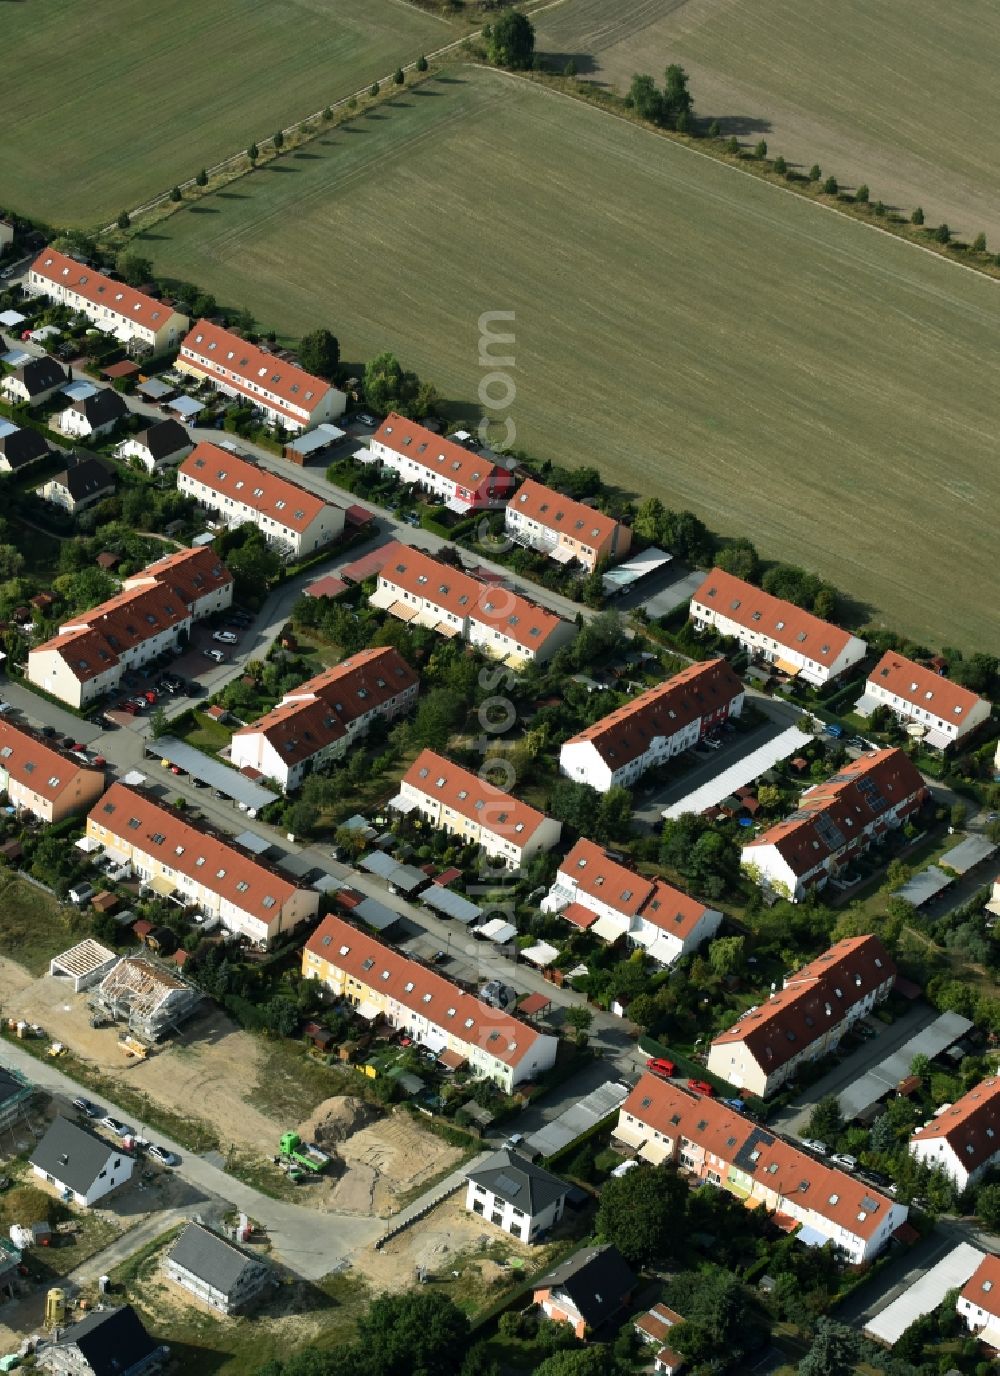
[0,1038,382,1279]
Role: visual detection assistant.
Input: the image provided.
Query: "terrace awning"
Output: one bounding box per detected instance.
[774,659,800,676]
[144,874,176,898]
[388,600,418,622]
[549,544,577,564]
[593,914,624,943]
[386,792,420,814]
[795,1224,832,1249]
[356,1000,381,1022]
[562,903,598,930]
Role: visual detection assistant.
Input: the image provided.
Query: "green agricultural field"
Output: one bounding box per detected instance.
[535,0,1000,243]
[2,0,450,227]
[141,67,1000,652]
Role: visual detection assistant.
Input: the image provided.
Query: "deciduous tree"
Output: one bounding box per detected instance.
[487,12,535,70]
[595,1163,687,1266]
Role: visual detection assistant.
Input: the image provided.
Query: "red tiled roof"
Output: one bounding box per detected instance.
[562,902,599,930]
[304,574,349,600]
[373,413,509,494]
[622,1074,896,1240]
[91,783,303,924]
[518,993,552,1015]
[180,442,331,534]
[181,320,336,418]
[0,719,102,802]
[509,478,622,547]
[960,1253,1000,1316]
[234,648,417,768]
[558,838,712,939]
[868,651,988,725]
[910,1078,1000,1173]
[126,545,233,606]
[403,749,553,847]
[344,504,374,527]
[564,658,743,768]
[31,248,183,334]
[692,568,857,665]
[743,748,927,878]
[305,914,546,1068]
[711,935,896,1073]
[379,543,566,652]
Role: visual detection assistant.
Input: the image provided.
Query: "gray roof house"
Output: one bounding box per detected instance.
[56,387,128,440]
[165,1222,272,1313]
[37,453,116,513]
[465,1149,569,1242]
[115,418,191,472]
[0,356,70,405]
[533,1243,637,1338]
[38,1305,163,1376]
[0,425,50,474]
[30,1116,133,1207]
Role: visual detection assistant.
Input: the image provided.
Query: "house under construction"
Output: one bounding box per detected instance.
[93,955,200,1041]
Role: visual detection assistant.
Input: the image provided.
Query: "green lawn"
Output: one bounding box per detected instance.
[143,66,1000,652]
[3,0,450,226]
[535,0,1000,243]
[0,875,86,975]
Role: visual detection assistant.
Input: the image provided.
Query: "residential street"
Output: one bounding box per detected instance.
[0,1038,382,1280]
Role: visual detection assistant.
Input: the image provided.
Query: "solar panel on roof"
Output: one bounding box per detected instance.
[814,813,846,850]
[493,1171,522,1197]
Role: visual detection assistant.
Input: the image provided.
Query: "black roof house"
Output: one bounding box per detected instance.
[535,1243,637,1331]
[466,1149,568,1215]
[30,1116,122,1195]
[0,425,49,470]
[42,1305,161,1376]
[131,419,189,461]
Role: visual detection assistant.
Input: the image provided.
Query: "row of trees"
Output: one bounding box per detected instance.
[627,66,694,132]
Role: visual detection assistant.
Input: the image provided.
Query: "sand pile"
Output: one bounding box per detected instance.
[298,1096,377,1148]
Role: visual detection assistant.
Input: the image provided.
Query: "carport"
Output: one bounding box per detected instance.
[662,724,814,819]
[837,1011,973,1121]
[144,736,277,811]
[864,1242,984,1345]
[421,886,481,924]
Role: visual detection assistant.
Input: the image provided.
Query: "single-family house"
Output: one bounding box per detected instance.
[0,355,70,406]
[87,782,318,947]
[0,719,106,822]
[0,425,50,474]
[741,748,928,902]
[614,1076,907,1263]
[533,1244,637,1339]
[36,454,116,513]
[95,955,200,1041]
[559,658,745,793]
[37,1305,162,1376]
[30,1116,134,1207]
[505,478,631,571]
[370,541,574,665]
[690,568,867,685]
[230,647,419,791]
[54,387,128,440]
[303,915,557,1091]
[541,837,722,967]
[28,546,233,707]
[177,320,346,431]
[178,442,344,556]
[393,748,562,869]
[910,1078,1000,1192]
[115,419,192,473]
[27,247,188,351]
[707,935,896,1097]
[370,414,514,511]
[165,1222,272,1313]
[634,1303,687,1375]
[957,1253,1000,1350]
[464,1150,569,1242]
[857,652,992,750]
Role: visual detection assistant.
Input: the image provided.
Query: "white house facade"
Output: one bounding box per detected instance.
[559,657,745,793]
[857,651,992,750]
[27,248,188,351]
[910,1078,1000,1192]
[178,320,346,432]
[370,414,514,511]
[690,568,867,686]
[464,1150,568,1242]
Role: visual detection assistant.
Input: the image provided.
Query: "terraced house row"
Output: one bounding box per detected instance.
[28,547,233,708]
[615,1075,908,1263]
[303,914,557,1091]
[26,247,189,352]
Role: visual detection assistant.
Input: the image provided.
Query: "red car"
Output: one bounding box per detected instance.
[143,691,157,704]
[687,1079,716,1097]
[645,1057,676,1080]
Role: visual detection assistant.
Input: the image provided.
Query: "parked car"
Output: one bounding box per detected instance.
[431,950,448,964]
[146,1143,178,1166]
[503,1133,524,1149]
[41,726,56,738]
[204,649,226,663]
[72,1097,102,1118]
[824,723,845,739]
[800,1138,828,1156]
[645,1057,676,1080]
[687,1079,716,1097]
[703,736,722,750]
[830,1153,858,1171]
[212,631,238,645]
[101,1115,132,1139]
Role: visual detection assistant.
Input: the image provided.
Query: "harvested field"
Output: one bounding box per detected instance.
[2,0,450,225]
[535,0,1000,242]
[145,66,1000,652]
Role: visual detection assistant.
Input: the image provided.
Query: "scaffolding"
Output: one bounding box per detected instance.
[92,956,200,1041]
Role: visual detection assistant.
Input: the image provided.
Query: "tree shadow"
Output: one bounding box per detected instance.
[263,164,301,172]
[135,232,169,241]
[540,50,598,76]
[292,152,321,160]
[702,113,773,136]
[411,88,442,97]
[187,206,220,214]
[215,191,247,199]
